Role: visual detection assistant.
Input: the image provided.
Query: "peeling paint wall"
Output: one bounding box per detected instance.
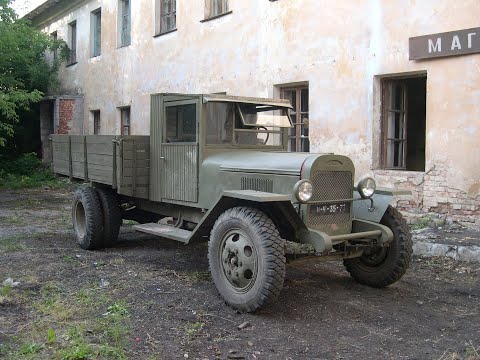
[34,0,479,223]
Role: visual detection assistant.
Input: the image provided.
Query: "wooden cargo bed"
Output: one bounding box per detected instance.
[51,135,150,199]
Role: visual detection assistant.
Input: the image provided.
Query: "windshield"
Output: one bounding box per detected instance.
[206,102,289,147]
[238,104,293,128]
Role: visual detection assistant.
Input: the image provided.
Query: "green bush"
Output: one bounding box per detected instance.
[0,153,65,189]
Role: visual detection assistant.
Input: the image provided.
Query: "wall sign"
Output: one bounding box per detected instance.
[409,27,479,60]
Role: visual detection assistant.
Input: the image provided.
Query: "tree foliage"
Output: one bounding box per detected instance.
[0,0,66,147]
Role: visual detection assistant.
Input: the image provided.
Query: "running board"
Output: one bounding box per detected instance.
[133,223,192,244]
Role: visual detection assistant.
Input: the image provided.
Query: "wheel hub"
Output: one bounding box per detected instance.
[220,230,257,292]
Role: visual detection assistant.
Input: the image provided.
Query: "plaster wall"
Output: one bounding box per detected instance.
[35,0,479,222]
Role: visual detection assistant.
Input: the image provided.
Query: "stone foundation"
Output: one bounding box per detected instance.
[374,167,480,227]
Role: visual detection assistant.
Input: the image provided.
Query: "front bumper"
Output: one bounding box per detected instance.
[297,219,393,255]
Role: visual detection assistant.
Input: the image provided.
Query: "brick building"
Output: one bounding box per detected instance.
[24,0,480,225]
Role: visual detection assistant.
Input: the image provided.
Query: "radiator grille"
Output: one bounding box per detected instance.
[241,177,273,193]
[308,171,352,225]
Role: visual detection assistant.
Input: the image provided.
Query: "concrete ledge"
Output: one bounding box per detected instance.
[413,241,480,263]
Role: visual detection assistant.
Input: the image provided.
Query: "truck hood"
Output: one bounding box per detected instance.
[203,151,321,176]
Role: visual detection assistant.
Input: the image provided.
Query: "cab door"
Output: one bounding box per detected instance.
[160,99,200,203]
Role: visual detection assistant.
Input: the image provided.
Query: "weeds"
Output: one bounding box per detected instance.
[0,153,66,190]
[0,284,12,297]
[184,270,211,283]
[0,214,23,225]
[185,311,207,339]
[410,214,445,230]
[0,235,25,253]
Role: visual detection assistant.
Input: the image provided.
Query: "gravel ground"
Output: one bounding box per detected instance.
[0,188,479,360]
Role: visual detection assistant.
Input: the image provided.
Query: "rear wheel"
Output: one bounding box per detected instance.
[96,188,122,247]
[344,205,412,287]
[208,207,286,313]
[72,187,104,250]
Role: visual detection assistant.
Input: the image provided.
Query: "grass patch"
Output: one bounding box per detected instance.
[410,214,445,230]
[184,311,208,340]
[0,214,24,226]
[1,281,131,360]
[183,270,211,283]
[0,153,67,190]
[0,235,25,253]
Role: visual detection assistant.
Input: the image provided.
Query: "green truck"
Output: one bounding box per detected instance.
[52,93,412,312]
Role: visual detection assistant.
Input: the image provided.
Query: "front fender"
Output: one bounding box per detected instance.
[353,188,411,223]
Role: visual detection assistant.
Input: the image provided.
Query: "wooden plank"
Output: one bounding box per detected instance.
[87,154,113,167]
[123,159,149,169]
[121,167,149,177]
[118,186,148,199]
[122,150,149,160]
[86,143,114,155]
[121,176,149,186]
[85,135,116,144]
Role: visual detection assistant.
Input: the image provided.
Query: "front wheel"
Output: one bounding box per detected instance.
[344,205,412,288]
[208,207,286,313]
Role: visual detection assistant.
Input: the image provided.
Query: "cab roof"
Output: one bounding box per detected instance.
[203,94,293,109]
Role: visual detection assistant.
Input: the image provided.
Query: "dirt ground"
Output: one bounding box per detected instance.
[0,187,479,360]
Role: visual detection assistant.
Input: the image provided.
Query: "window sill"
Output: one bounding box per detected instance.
[200,11,232,23]
[154,28,177,38]
[374,169,426,174]
[117,44,131,49]
[66,61,77,68]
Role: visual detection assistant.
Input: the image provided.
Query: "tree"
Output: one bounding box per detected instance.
[0,0,66,148]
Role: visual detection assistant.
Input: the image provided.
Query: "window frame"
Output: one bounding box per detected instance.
[120,107,131,135]
[67,21,77,66]
[92,110,101,135]
[51,31,58,61]
[91,8,102,57]
[156,0,176,35]
[163,100,198,144]
[281,85,309,152]
[118,0,131,47]
[203,0,230,21]
[204,102,287,149]
[381,80,408,170]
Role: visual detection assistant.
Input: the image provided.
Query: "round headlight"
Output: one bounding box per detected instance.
[357,177,376,198]
[293,180,313,202]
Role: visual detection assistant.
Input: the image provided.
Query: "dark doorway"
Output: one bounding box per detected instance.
[381,76,426,171]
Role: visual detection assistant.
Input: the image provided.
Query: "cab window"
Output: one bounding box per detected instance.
[165,104,196,142]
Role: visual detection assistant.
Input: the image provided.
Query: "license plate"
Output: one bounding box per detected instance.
[311,202,350,215]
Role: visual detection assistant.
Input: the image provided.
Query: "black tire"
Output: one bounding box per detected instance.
[96,188,122,248]
[72,187,104,250]
[344,205,413,288]
[208,207,286,313]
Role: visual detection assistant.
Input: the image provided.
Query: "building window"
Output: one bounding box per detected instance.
[120,107,131,135]
[156,0,176,35]
[91,9,102,57]
[67,21,77,65]
[92,110,101,134]
[381,76,426,171]
[205,0,229,19]
[282,86,309,152]
[50,31,58,61]
[119,0,131,47]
